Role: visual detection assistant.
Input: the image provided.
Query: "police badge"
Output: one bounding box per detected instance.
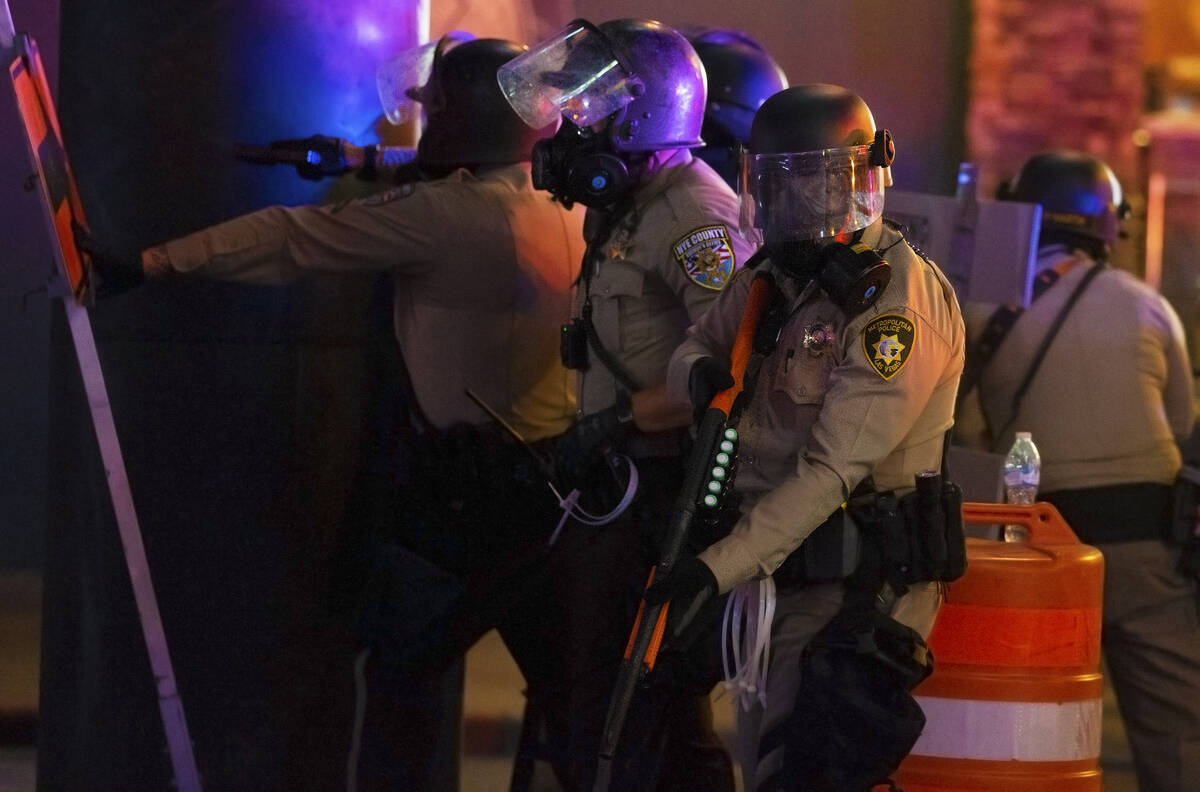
[863,314,916,380]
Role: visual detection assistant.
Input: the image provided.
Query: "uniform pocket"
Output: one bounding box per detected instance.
[598,264,645,352]
[775,348,834,406]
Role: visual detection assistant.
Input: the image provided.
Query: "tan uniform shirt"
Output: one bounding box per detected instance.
[161,163,586,441]
[576,150,754,418]
[974,248,1193,492]
[667,221,966,593]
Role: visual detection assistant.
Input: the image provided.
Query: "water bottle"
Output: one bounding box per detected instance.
[1002,431,1041,542]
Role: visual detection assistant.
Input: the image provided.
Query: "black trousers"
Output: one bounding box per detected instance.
[528,454,734,792]
[344,427,565,791]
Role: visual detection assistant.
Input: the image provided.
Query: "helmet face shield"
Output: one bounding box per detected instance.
[497,20,642,129]
[740,145,885,245]
[376,33,473,125]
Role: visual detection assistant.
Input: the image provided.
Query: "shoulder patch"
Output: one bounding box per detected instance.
[862,313,916,380]
[361,182,416,207]
[672,224,736,290]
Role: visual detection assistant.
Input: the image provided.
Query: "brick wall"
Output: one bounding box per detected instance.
[968,0,1146,197]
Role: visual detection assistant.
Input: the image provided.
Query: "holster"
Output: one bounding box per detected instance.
[849,475,966,596]
[772,473,967,594]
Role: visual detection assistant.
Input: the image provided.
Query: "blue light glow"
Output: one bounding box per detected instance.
[355,17,384,45]
[233,1,421,206]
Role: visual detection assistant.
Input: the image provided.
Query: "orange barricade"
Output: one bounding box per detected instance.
[888,502,1105,792]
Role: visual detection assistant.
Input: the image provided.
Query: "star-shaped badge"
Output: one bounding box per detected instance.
[862,314,916,380]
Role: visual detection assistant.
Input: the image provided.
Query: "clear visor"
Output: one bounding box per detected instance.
[496,21,642,129]
[376,32,473,126]
[739,145,885,245]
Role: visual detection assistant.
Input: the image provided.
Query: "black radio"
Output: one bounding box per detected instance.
[561,318,590,370]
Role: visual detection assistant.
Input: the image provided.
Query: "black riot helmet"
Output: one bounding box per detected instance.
[741,84,895,314]
[742,84,894,245]
[389,38,555,170]
[689,30,788,190]
[1002,150,1130,256]
[690,30,788,148]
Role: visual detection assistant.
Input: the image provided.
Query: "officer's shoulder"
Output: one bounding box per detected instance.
[659,160,739,224]
[360,168,494,211]
[880,219,933,266]
[357,181,423,207]
[659,170,742,273]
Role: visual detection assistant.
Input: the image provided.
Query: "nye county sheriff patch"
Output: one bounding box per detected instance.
[863,314,915,380]
[673,225,736,290]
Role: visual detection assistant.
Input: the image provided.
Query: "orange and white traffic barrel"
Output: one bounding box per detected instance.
[889,502,1105,792]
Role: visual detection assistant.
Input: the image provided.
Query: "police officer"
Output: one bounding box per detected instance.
[964,151,1200,792]
[650,84,966,791]
[82,36,584,791]
[498,18,754,790]
[687,29,789,191]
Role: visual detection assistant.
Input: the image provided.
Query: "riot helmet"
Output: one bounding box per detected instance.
[378,36,556,170]
[497,19,705,207]
[741,84,893,246]
[1002,150,1129,255]
[741,84,894,313]
[689,29,788,155]
[688,30,788,190]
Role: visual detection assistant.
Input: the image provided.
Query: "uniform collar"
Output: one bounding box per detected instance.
[1032,246,1095,300]
[472,161,529,185]
[1036,244,1092,271]
[631,148,695,212]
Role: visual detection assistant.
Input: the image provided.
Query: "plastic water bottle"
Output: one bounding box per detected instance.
[1003,431,1041,542]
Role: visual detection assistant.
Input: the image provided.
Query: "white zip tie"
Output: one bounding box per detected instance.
[721,577,776,711]
[547,454,639,545]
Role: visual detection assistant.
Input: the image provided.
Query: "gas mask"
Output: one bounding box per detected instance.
[531,120,637,208]
[768,236,891,317]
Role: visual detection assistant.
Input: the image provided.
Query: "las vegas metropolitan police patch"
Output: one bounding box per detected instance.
[863,314,915,380]
[673,225,736,290]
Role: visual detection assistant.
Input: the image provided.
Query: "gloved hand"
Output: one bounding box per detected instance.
[688,356,734,424]
[644,555,719,639]
[554,403,631,490]
[644,555,717,607]
[74,226,146,299]
[269,134,349,180]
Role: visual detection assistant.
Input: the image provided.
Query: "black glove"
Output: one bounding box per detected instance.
[688,356,734,424]
[73,226,145,299]
[644,556,717,607]
[269,135,349,180]
[554,403,631,489]
[644,555,719,639]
